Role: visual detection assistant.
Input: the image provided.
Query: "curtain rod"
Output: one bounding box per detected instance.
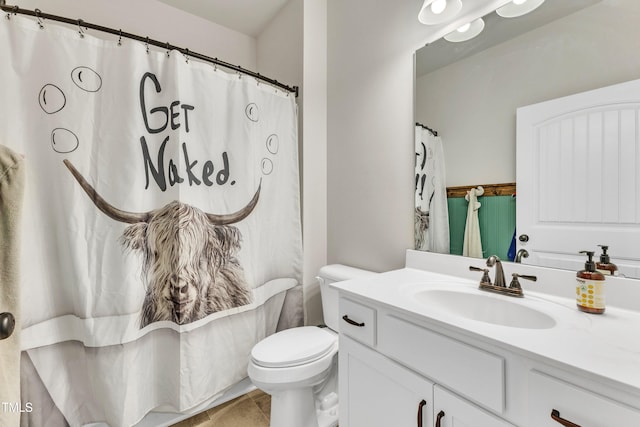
[0,2,299,97]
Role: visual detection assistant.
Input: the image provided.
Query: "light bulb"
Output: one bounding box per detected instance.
[444,18,485,42]
[418,0,462,26]
[496,0,545,18]
[457,22,471,33]
[430,0,447,15]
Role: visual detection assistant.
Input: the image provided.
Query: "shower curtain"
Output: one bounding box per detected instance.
[0,15,302,427]
[414,125,449,253]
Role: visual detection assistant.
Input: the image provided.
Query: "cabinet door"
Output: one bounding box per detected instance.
[528,370,640,427]
[434,385,515,427]
[340,336,433,427]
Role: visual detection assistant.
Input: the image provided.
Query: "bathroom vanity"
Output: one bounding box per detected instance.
[332,250,640,426]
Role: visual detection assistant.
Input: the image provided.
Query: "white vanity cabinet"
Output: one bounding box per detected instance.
[338,296,515,427]
[337,294,640,427]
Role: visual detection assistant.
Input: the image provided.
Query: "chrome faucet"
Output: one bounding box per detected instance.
[486,255,506,287]
[470,255,537,297]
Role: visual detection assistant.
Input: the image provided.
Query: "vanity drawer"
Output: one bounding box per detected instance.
[528,370,640,427]
[378,314,505,414]
[339,297,376,347]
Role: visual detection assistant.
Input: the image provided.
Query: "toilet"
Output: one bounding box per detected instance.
[248,264,375,427]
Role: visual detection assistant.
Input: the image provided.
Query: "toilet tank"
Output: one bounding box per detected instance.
[317,264,376,331]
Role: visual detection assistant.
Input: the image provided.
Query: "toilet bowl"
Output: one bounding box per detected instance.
[247,265,375,427]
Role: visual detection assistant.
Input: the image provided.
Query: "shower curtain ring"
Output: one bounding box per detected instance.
[77,19,85,38]
[166,42,170,57]
[184,48,189,63]
[145,37,149,54]
[34,8,44,29]
[117,29,122,46]
[6,5,17,20]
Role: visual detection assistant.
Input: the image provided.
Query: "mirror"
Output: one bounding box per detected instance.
[414,0,640,277]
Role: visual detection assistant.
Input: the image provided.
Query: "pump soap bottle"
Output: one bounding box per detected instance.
[596,245,618,276]
[576,251,605,314]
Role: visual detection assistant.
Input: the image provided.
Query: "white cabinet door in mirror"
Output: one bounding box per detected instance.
[517,78,640,278]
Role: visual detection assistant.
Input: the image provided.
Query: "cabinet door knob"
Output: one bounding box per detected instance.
[417,399,426,427]
[551,409,582,427]
[342,315,365,327]
[435,410,445,427]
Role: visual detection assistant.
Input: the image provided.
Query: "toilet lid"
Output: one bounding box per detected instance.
[251,326,337,368]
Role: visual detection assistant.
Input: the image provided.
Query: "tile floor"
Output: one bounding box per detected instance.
[171,389,271,427]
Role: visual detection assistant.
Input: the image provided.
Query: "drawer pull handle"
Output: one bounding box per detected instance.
[551,409,582,427]
[342,315,365,327]
[417,399,426,427]
[435,410,445,427]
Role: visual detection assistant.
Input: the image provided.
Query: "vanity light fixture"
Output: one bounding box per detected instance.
[496,0,546,18]
[418,0,463,25]
[444,17,485,42]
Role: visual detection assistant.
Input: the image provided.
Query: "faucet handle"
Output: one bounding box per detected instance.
[469,266,491,285]
[509,273,537,290]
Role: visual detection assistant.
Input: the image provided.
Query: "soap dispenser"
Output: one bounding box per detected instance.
[576,251,605,314]
[596,245,618,276]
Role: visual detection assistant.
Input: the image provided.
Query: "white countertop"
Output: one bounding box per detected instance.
[331,265,640,398]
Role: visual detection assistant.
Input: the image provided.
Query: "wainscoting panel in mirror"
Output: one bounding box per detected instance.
[414,0,640,278]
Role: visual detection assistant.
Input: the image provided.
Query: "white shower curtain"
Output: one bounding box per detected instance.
[414,125,449,253]
[0,15,302,427]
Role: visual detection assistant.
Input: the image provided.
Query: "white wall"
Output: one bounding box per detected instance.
[258,0,328,326]
[327,1,421,272]
[301,0,328,325]
[416,0,640,187]
[14,0,257,68]
[257,0,303,99]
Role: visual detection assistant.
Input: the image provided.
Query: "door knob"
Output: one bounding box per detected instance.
[515,249,530,263]
[0,312,16,340]
[518,234,529,242]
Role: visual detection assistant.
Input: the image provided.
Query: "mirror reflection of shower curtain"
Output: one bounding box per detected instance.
[415,125,449,253]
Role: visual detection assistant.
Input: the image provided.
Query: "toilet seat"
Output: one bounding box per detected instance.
[251,326,337,368]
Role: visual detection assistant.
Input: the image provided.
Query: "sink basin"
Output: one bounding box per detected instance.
[413,289,557,329]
